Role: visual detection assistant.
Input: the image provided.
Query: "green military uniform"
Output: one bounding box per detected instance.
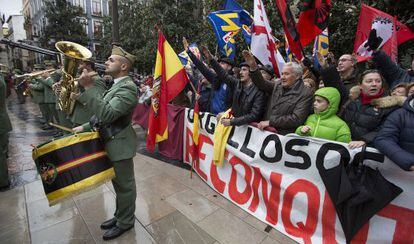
[53,69,74,129]
[71,75,106,126]
[13,69,26,104]
[78,75,138,229]
[29,77,48,123]
[38,76,58,124]
[0,73,12,188]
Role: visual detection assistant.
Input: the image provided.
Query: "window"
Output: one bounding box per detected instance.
[73,0,85,12]
[93,43,102,54]
[93,20,103,38]
[92,0,102,16]
[78,17,88,34]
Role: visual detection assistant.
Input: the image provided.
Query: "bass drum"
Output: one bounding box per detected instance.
[32,132,114,206]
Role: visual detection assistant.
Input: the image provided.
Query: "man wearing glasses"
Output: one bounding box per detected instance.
[337,54,359,91]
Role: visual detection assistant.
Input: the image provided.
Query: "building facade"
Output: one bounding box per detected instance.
[24,0,110,64]
[0,18,10,68]
[70,0,110,57]
[5,15,29,71]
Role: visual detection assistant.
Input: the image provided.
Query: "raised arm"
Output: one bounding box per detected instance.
[242,50,275,94]
[201,45,239,88]
[317,52,349,107]
[183,38,217,84]
[372,50,412,88]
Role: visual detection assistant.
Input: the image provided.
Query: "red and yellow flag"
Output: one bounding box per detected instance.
[146,30,189,152]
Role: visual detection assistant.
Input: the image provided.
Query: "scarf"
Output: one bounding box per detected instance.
[360,89,384,105]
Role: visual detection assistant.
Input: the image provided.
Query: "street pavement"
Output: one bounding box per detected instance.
[0,92,297,244]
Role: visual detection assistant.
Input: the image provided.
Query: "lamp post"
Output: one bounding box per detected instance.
[111,0,120,46]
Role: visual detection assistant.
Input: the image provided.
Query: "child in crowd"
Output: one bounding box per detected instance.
[407,82,414,96]
[296,87,351,143]
[391,83,407,97]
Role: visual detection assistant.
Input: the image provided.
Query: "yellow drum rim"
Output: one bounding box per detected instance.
[32,132,101,160]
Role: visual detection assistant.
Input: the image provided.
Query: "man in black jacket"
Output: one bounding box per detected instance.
[201,46,265,126]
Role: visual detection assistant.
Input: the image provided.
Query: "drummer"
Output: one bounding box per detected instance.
[72,46,138,240]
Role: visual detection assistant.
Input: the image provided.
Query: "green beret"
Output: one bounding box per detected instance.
[34,64,44,69]
[44,60,56,66]
[13,69,22,74]
[111,46,136,65]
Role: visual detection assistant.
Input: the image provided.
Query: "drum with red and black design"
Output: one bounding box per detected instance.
[32,132,114,206]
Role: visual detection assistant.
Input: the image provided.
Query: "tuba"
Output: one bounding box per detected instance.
[55,41,92,115]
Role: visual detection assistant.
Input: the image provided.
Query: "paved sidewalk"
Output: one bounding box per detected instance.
[0,153,298,244]
[0,94,297,244]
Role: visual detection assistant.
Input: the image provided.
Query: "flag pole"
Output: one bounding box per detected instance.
[187,79,197,94]
[190,160,194,179]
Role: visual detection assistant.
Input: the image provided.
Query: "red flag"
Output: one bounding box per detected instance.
[273,0,303,60]
[251,0,285,77]
[146,30,189,152]
[396,21,414,45]
[354,4,398,62]
[297,0,331,47]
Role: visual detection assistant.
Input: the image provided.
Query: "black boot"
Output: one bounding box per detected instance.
[100,217,117,230]
[102,225,133,241]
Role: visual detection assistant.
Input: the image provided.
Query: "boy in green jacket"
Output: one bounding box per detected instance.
[296,87,351,143]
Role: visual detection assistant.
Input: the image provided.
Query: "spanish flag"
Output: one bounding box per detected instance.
[147,30,189,152]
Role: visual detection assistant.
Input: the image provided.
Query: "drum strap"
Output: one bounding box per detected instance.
[90,115,131,143]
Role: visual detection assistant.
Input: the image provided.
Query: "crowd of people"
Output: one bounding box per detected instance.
[1,38,413,181]
[0,36,412,240]
[177,37,414,171]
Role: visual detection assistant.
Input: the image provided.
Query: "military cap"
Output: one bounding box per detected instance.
[13,69,22,74]
[111,46,136,65]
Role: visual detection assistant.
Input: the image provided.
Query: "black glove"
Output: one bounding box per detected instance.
[364,29,382,52]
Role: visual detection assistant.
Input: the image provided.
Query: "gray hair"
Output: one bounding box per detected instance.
[284,62,303,78]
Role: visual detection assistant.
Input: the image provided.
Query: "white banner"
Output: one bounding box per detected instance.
[183,109,414,244]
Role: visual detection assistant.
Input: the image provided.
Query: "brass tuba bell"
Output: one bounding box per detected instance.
[55,41,92,115]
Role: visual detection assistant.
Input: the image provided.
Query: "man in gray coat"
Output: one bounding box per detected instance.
[243,51,313,135]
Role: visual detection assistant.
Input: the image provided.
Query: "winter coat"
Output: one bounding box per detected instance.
[342,94,399,145]
[341,69,359,92]
[302,69,318,92]
[0,74,12,135]
[250,69,313,135]
[296,87,351,143]
[375,96,414,170]
[210,59,266,126]
[319,66,349,109]
[373,50,414,87]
